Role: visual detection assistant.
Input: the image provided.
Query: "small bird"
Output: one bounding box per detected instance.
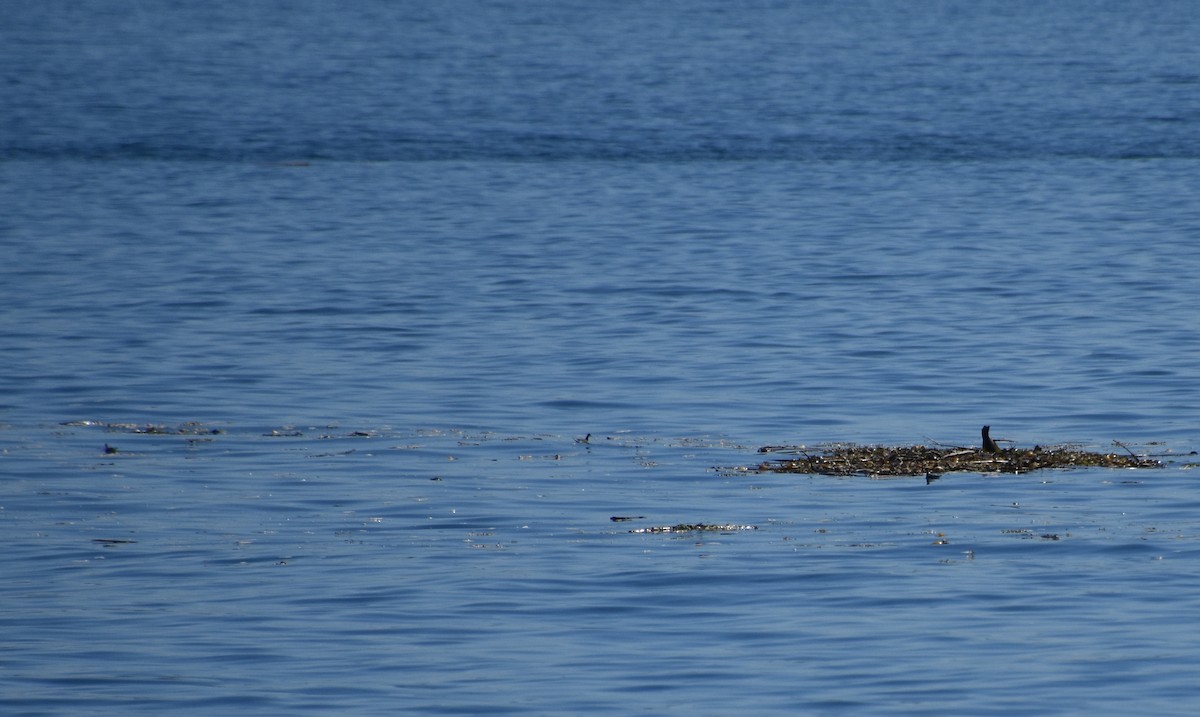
[982,425,1000,453]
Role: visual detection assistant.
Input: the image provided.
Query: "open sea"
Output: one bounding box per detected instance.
[3,1,1200,714]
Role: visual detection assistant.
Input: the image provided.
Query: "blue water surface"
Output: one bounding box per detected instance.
[3,1,1200,715]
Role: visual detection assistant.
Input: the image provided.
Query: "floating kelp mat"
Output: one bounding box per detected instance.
[61,420,222,435]
[754,442,1161,477]
[628,523,758,534]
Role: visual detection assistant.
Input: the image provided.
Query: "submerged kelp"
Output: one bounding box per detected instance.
[757,441,1161,477]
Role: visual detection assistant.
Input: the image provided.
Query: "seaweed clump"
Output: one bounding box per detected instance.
[629,523,757,534]
[61,420,221,435]
[757,440,1160,478]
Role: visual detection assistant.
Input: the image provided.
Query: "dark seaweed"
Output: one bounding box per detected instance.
[756,442,1160,477]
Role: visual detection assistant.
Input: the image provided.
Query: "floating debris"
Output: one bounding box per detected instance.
[629,523,757,534]
[1003,529,1066,541]
[62,420,221,435]
[756,437,1160,477]
[307,449,357,458]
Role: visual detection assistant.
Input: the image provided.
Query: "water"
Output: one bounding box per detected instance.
[3,1,1200,714]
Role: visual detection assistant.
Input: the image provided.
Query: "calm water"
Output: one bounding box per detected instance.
[3,1,1200,715]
